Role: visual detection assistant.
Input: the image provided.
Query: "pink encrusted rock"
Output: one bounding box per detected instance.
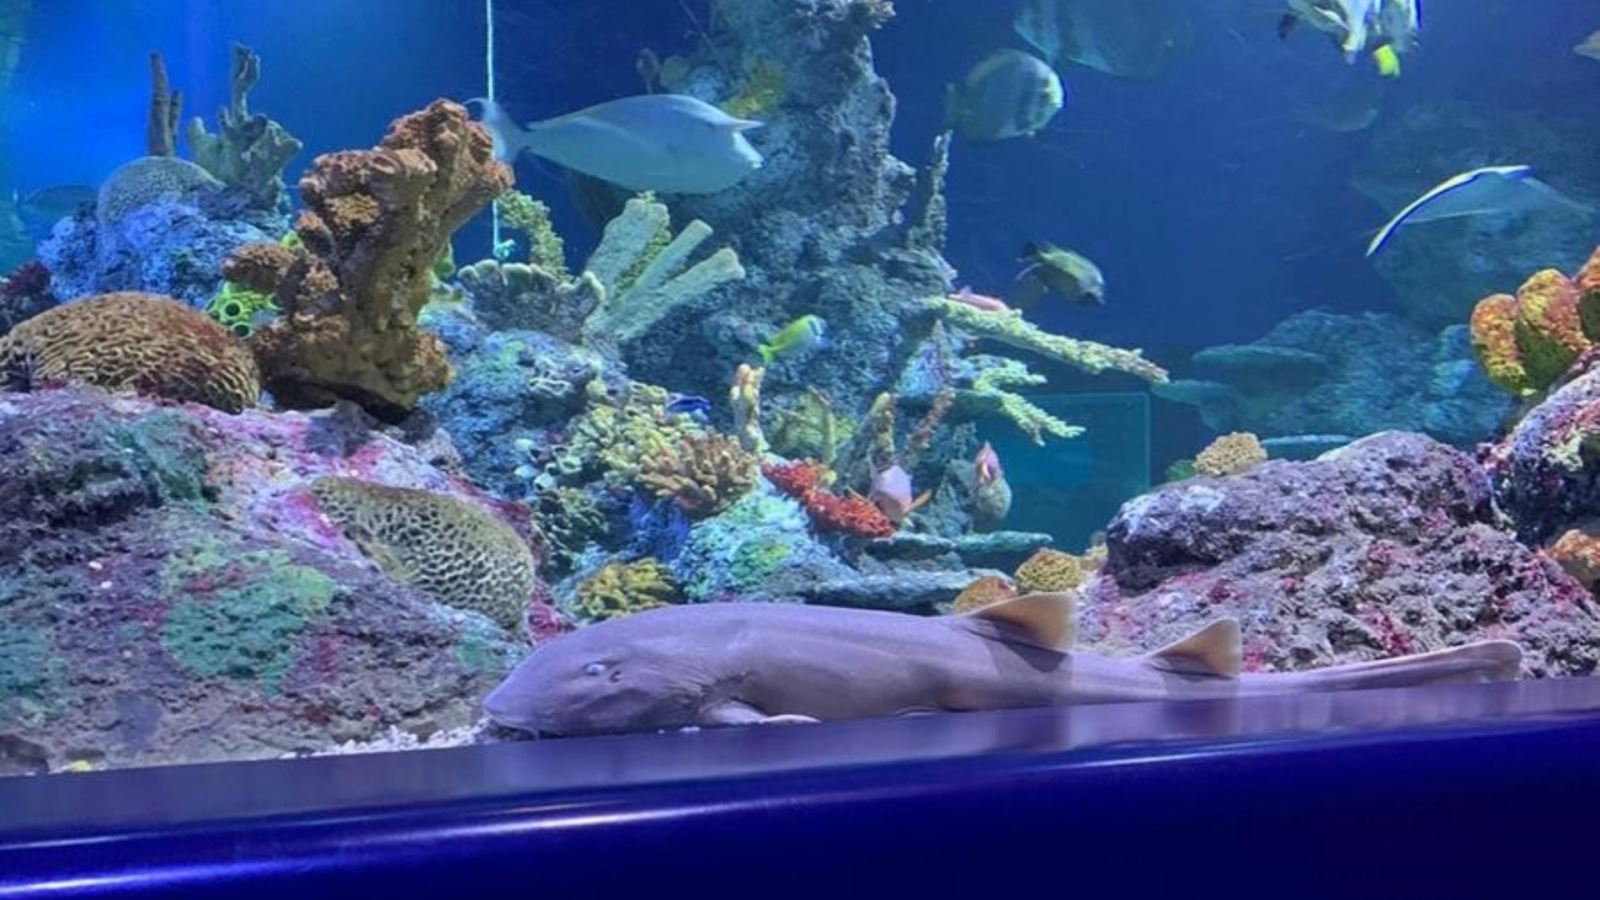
[1079,431,1600,678]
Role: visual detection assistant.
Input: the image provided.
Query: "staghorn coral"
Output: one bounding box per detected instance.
[309,477,535,630]
[226,100,512,417]
[573,559,679,623]
[928,297,1169,383]
[1470,249,1600,396]
[183,43,303,210]
[763,459,896,539]
[1014,548,1092,594]
[0,292,260,412]
[950,575,1017,614]
[972,360,1082,445]
[635,431,757,517]
[1194,431,1267,477]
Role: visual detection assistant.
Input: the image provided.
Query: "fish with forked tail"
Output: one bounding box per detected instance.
[485,592,1522,737]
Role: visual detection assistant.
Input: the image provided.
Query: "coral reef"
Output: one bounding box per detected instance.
[763,458,896,539]
[729,363,766,453]
[1468,248,1600,396]
[0,260,55,335]
[1486,364,1600,543]
[1193,432,1267,477]
[1013,548,1091,594]
[184,43,304,211]
[309,477,537,630]
[950,575,1017,614]
[226,99,511,417]
[0,292,261,412]
[572,559,679,623]
[533,486,609,575]
[1157,310,1511,448]
[494,190,567,273]
[635,431,757,517]
[1079,432,1599,677]
[671,485,854,602]
[204,279,279,339]
[0,387,530,773]
[1548,525,1600,591]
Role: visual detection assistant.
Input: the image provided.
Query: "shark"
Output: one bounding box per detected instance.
[484,593,1523,737]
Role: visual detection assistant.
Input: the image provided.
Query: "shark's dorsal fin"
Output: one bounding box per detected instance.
[1147,619,1243,677]
[966,591,1074,651]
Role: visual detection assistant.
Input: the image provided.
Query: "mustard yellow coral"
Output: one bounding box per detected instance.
[574,559,679,622]
[1014,548,1091,594]
[1194,432,1267,477]
[0,292,261,413]
[310,477,535,630]
[635,431,757,517]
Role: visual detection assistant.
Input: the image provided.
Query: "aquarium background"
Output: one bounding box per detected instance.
[2,0,1600,772]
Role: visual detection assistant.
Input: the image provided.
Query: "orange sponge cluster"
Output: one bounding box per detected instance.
[1470,247,1600,396]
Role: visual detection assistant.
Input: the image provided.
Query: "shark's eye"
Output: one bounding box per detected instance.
[583,662,605,677]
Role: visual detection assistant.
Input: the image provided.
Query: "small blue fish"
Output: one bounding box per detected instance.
[665,393,713,420]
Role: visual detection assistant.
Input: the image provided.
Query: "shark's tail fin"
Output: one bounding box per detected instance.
[1293,641,1523,693]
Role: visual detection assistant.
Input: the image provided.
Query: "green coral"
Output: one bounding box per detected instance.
[82,410,211,505]
[550,381,706,490]
[928,297,1169,383]
[205,280,280,339]
[572,559,679,623]
[158,539,336,694]
[971,359,1083,445]
[495,190,567,276]
[720,57,787,120]
[534,486,610,575]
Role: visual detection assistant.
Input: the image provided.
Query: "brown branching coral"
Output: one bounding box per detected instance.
[636,431,758,517]
[226,100,512,418]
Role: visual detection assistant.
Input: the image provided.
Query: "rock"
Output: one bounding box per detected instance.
[749,569,1002,611]
[1166,311,1511,448]
[0,388,534,773]
[1487,366,1600,543]
[1079,431,1600,678]
[864,531,1053,569]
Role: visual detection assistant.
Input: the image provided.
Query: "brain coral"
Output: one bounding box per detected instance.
[96,156,223,225]
[309,477,536,630]
[0,292,262,413]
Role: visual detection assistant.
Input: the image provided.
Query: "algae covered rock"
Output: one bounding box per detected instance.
[1079,431,1600,679]
[0,388,532,774]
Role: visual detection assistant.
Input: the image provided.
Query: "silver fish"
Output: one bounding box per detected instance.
[1015,0,1192,82]
[945,49,1064,143]
[475,94,763,195]
[485,593,1522,736]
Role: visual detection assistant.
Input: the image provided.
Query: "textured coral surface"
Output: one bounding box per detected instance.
[0,292,261,412]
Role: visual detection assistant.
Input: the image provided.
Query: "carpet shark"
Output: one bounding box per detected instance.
[485,593,1523,737]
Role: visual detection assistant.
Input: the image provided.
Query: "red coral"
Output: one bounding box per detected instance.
[762,459,894,539]
[2,261,50,300]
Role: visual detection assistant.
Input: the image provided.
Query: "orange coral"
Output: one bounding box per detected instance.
[951,576,1017,614]
[0,292,261,413]
[1469,249,1600,396]
[762,459,896,539]
[230,99,512,418]
[1549,525,1600,591]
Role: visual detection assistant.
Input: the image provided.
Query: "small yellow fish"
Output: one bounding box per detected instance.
[758,314,827,364]
[1373,45,1401,78]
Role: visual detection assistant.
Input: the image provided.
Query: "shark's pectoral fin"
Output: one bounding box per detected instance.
[965,591,1075,651]
[702,702,821,728]
[756,714,821,726]
[1146,618,1242,677]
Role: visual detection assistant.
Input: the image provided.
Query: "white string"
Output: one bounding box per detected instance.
[486,0,501,252]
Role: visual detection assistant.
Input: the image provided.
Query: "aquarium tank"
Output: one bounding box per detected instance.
[0,0,1597,776]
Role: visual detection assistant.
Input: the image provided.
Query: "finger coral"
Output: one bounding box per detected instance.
[1470,248,1600,396]
[1194,431,1267,477]
[635,431,757,517]
[309,477,536,630]
[227,99,512,418]
[762,459,896,539]
[0,292,261,413]
[573,559,680,623]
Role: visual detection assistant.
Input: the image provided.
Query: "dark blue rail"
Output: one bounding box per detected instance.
[3,678,1600,899]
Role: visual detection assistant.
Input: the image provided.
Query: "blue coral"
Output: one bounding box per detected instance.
[671,483,853,601]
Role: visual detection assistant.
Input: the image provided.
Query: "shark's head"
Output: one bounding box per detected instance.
[484,610,710,737]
